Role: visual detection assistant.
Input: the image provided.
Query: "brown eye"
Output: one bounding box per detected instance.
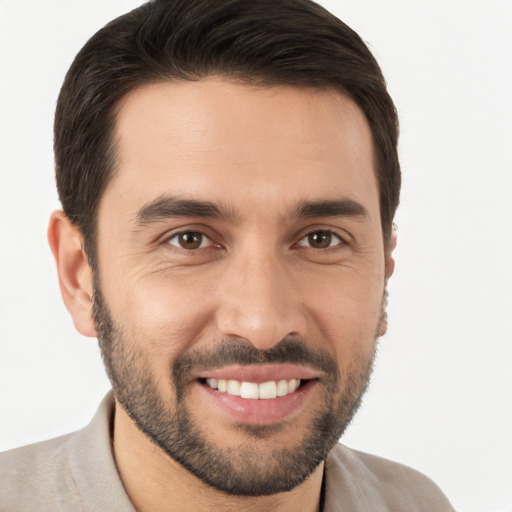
[168,231,210,250]
[298,230,342,249]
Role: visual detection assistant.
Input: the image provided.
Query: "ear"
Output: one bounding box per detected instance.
[385,229,397,279]
[48,210,97,337]
[378,229,397,337]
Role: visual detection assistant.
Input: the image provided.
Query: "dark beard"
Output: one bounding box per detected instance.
[93,279,377,496]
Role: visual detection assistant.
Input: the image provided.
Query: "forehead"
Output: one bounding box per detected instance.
[103,78,378,223]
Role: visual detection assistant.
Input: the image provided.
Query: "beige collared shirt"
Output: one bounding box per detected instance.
[0,392,454,511]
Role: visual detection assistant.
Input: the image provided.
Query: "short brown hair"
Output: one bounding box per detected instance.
[54,0,400,265]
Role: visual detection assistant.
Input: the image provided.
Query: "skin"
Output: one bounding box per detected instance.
[48,78,396,512]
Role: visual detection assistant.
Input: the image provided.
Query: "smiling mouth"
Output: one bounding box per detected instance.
[196,366,320,424]
[200,378,308,399]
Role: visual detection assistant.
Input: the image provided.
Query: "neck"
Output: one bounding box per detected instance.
[112,401,324,512]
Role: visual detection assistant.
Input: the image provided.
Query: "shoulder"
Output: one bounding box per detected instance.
[0,393,134,512]
[323,443,455,512]
[0,433,85,511]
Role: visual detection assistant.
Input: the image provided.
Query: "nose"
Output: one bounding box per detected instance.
[214,246,307,350]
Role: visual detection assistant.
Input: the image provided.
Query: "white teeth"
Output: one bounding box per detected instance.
[227,380,241,396]
[206,378,218,389]
[205,378,301,399]
[259,381,277,399]
[276,379,288,396]
[240,382,259,399]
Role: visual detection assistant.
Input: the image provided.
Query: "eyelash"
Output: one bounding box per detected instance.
[165,231,217,251]
[296,230,346,250]
[163,228,348,253]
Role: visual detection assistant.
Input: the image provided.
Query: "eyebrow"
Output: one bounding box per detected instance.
[136,196,237,225]
[135,195,368,226]
[292,198,368,220]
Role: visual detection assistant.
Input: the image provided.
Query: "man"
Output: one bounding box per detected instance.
[0,0,454,510]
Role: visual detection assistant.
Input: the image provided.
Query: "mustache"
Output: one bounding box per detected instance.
[172,336,339,384]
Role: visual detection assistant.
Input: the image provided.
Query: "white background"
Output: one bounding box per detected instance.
[1,1,511,511]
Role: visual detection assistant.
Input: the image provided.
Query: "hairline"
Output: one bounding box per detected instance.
[82,74,391,269]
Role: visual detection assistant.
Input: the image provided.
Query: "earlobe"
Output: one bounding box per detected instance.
[47,210,97,338]
[378,230,397,337]
[385,230,397,278]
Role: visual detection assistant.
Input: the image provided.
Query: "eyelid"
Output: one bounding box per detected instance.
[159,224,222,250]
[166,231,214,249]
[294,226,351,248]
[297,231,343,248]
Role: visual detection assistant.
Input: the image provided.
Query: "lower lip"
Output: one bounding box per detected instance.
[196,380,317,425]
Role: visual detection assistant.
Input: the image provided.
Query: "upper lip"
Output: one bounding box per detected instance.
[197,364,321,383]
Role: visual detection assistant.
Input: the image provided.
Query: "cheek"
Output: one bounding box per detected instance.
[303,267,384,357]
[106,270,217,369]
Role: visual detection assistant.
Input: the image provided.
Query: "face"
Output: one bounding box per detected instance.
[93,79,388,495]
